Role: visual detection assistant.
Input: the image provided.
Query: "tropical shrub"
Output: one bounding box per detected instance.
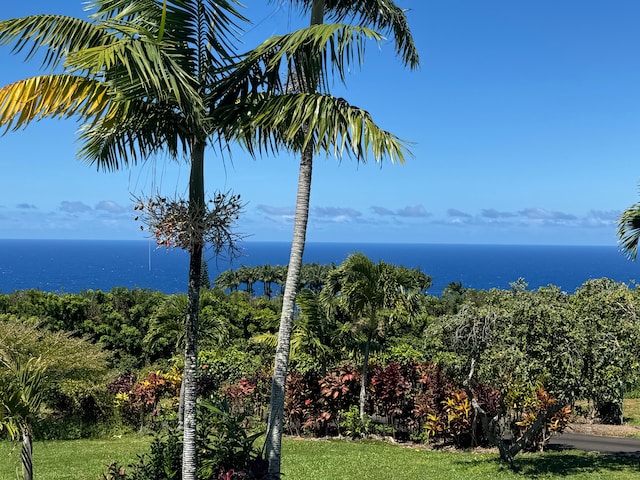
[109,370,181,430]
[100,400,265,480]
[511,386,572,452]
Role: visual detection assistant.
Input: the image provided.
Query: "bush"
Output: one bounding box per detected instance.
[99,399,265,480]
[339,405,372,439]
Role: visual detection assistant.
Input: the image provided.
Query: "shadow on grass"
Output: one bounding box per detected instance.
[453,452,640,478]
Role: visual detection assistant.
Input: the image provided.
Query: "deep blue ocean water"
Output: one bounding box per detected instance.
[1,239,639,296]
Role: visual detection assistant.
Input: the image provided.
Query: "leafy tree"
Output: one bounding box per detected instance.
[571,278,640,423]
[0,315,109,479]
[428,281,640,463]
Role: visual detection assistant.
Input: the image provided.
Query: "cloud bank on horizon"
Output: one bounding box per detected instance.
[0,199,620,245]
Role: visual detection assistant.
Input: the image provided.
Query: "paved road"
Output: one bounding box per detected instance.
[548,433,640,457]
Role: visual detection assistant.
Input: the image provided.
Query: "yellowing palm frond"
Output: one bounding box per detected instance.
[0,75,111,132]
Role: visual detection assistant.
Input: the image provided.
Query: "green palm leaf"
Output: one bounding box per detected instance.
[288,0,419,68]
[618,203,640,260]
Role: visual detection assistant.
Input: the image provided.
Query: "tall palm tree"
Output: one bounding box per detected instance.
[0,3,244,478]
[321,252,423,420]
[262,1,419,475]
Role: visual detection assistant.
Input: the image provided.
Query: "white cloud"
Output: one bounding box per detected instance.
[60,201,92,214]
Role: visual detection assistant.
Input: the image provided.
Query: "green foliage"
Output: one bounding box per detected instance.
[198,345,267,397]
[339,405,372,439]
[100,400,265,480]
[101,430,182,480]
[197,400,266,479]
[0,314,111,439]
[2,271,640,455]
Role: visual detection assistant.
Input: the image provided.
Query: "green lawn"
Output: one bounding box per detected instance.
[0,436,151,480]
[624,398,640,427]
[281,439,640,480]
[2,436,640,480]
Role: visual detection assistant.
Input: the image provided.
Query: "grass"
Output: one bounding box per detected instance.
[624,398,640,427]
[0,436,151,480]
[2,436,640,480]
[281,439,640,480]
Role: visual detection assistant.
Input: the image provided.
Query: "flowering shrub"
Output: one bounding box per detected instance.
[110,370,180,429]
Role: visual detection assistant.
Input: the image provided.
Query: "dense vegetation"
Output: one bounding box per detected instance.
[2,256,640,477]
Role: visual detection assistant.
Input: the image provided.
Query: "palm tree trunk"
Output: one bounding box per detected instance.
[21,425,33,480]
[265,3,325,478]
[265,148,313,477]
[182,140,205,480]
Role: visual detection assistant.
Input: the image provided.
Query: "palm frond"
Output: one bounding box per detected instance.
[77,99,191,170]
[618,203,640,261]
[289,0,419,69]
[234,92,410,164]
[230,23,380,96]
[0,15,108,70]
[0,75,111,132]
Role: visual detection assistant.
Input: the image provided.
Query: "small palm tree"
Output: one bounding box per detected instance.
[0,352,46,480]
[321,252,423,420]
[214,269,240,293]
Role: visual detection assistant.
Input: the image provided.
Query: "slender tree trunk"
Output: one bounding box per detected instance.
[359,330,373,421]
[265,148,313,478]
[265,3,325,478]
[182,141,206,480]
[21,426,33,480]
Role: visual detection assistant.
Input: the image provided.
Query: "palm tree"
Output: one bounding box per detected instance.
[262,1,419,475]
[214,268,240,293]
[618,201,640,260]
[321,252,423,420]
[300,262,330,292]
[0,3,245,478]
[0,352,46,480]
[260,263,278,299]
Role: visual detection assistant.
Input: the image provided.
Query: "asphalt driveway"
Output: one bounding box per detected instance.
[548,433,640,457]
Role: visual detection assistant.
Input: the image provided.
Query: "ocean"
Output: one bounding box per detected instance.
[0,239,639,296]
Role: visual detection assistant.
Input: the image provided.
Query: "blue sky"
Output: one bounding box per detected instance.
[1,1,639,246]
